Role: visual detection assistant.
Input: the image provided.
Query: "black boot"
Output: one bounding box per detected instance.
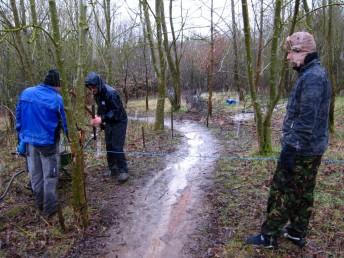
[245,234,277,249]
[281,228,306,248]
[117,169,129,183]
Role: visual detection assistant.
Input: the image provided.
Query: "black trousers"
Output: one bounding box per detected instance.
[104,121,128,173]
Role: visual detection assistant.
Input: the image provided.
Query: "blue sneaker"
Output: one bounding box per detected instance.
[245,234,277,249]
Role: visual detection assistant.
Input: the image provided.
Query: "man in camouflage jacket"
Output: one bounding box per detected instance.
[246,32,331,248]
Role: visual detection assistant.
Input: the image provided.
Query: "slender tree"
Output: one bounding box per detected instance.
[8,0,34,83]
[161,0,182,111]
[327,0,336,133]
[154,0,167,130]
[139,1,150,111]
[231,0,244,101]
[207,0,214,117]
[141,0,166,130]
[242,0,301,154]
[48,0,88,228]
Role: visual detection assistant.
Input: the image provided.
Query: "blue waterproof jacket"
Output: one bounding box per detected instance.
[16,84,68,146]
[282,58,331,155]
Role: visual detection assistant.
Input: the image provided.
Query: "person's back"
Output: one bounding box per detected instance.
[16,69,68,217]
[17,84,67,146]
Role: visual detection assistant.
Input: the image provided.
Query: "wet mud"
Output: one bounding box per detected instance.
[105,120,220,258]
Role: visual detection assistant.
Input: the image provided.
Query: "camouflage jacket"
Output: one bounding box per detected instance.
[282,58,331,155]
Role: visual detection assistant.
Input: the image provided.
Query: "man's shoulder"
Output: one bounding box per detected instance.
[20,85,39,98]
[105,84,119,97]
[21,84,61,103]
[303,62,326,78]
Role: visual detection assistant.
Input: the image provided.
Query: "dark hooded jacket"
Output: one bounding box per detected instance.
[282,54,331,155]
[85,72,127,125]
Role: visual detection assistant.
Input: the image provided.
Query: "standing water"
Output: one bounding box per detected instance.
[105,120,220,258]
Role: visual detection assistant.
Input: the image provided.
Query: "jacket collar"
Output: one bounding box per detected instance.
[298,59,320,75]
[297,52,320,74]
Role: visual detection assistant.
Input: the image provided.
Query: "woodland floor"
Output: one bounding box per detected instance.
[0,93,343,258]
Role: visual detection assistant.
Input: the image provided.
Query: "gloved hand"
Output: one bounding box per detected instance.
[279,144,297,172]
[16,141,26,156]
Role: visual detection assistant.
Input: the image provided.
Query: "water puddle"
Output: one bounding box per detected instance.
[231,112,254,137]
[105,119,220,258]
[231,112,254,122]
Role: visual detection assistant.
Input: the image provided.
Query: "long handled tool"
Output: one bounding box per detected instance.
[92,104,97,140]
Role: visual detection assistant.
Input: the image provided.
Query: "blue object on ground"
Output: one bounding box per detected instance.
[226,98,237,105]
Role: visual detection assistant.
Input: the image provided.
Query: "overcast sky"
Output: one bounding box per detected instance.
[116,0,238,36]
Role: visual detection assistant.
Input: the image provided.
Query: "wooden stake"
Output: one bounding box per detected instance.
[171,110,174,138]
[141,126,146,149]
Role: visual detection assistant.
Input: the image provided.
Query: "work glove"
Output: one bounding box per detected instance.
[16,141,26,156]
[279,144,297,172]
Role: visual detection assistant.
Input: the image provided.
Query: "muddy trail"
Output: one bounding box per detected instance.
[102,120,220,258]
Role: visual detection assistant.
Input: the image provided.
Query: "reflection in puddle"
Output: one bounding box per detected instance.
[107,119,219,258]
[168,131,204,200]
[231,112,254,122]
[231,112,254,137]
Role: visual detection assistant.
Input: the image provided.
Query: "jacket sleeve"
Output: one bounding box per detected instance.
[291,74,323,149]
[101,93,124,123]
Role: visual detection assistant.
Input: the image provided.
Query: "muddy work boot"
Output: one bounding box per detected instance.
[245,234,277,249]
[103,168,118,177]
[281,228,306,248]
[117,171,129,183]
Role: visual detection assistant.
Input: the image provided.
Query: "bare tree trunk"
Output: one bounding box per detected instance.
[231,0,244,101]
[154,0,166,130]
[327,0,336,133]
[141,0,166,130]
[207,0,214,117]
[260,0,283,153]
[104,0,113,83]
[139,1,149,111]
[29,0,43,78]
[161,0,181,111]
[19,0,27,34]
[169,0,184,110]
[123,59,129,105]
[282,0,300,94]
[254,0,264,92]
[48,0,88,228]
[302,0,313,31]
[241,0,264,151]
[9,0,34,83]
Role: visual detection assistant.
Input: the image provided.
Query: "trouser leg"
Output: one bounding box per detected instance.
[286,156,321,237]
[261,162,291,236]
[105,123,128,173]
[41,149,59,216]
[26,144,44,210]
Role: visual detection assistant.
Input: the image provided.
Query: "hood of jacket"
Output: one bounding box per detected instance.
[85,72,107,96]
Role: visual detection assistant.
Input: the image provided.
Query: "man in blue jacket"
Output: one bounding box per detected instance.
[246,32,331,248]
[85,72,129,183]
[16,69,68,217]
